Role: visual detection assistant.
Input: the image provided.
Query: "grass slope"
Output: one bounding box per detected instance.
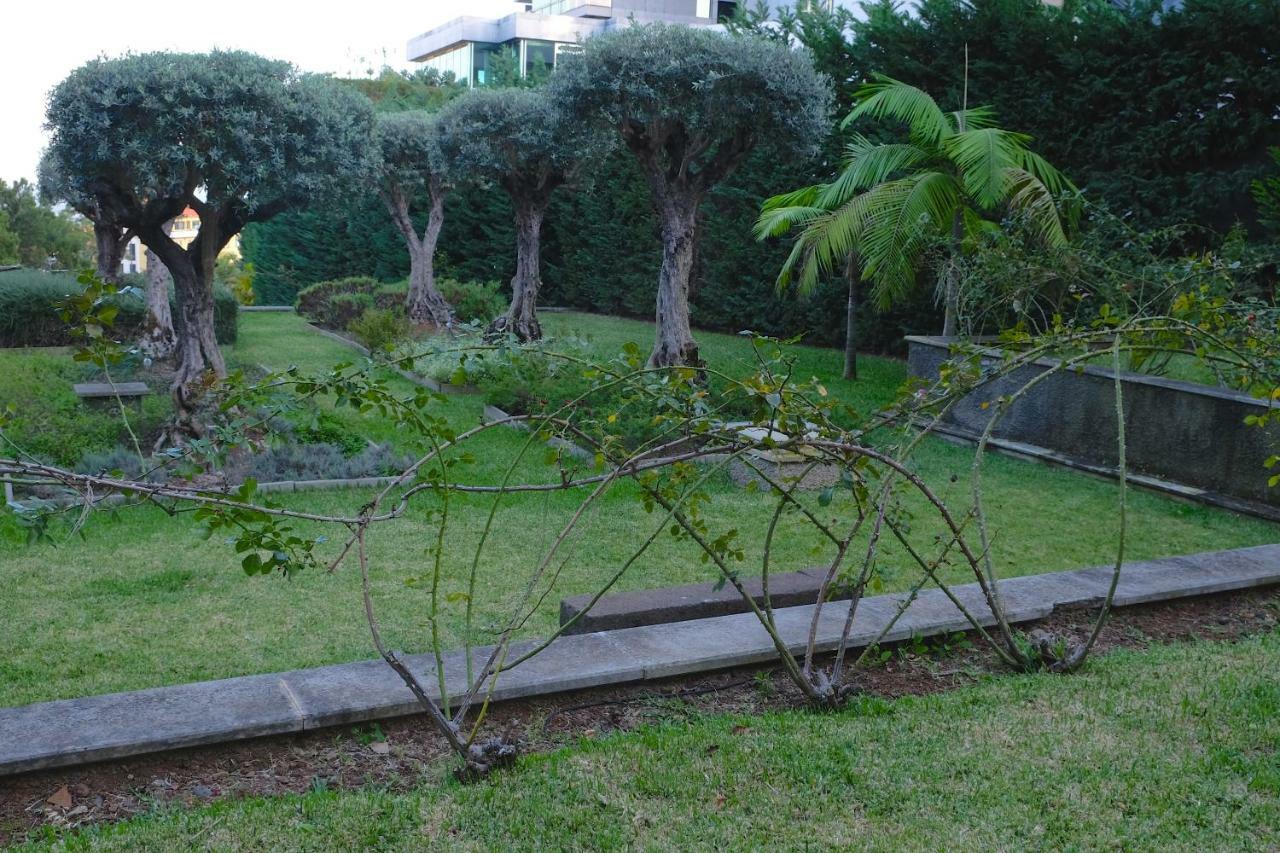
[0,312,1274,706]
[18,631,1280,850]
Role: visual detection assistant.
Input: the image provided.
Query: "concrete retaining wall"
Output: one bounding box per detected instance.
[907,336,1280,508]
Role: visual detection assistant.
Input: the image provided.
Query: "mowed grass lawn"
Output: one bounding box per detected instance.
[17,631,1280,850]
[0,311,1276,706]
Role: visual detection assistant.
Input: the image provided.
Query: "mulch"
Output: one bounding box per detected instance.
[2,586,1277,844]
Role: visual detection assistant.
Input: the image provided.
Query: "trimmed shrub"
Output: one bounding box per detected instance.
[0,268,239,347]
[295,274,504,330]
[349,307,410,352]
[438,278,505,324]
[295,276,378,325]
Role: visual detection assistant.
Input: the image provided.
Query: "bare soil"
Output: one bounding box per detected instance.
[2,586,1277,844]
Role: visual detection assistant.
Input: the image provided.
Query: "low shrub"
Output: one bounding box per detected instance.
[295,277,404,329]
[289,410,370,457]
[349,308,410,353]
[438,278,506,324]
[75,441,412,485]
[296,274,505,330]
[0,268,239,347]
[330,293,375,330]
[222,442,412,483]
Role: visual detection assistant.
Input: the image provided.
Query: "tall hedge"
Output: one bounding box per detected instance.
[0,269,238,348]
[242,0,1279,352]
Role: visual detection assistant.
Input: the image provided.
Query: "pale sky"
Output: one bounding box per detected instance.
[0,0,516,185]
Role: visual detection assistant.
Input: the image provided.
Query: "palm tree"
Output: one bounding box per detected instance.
[756,75,1076,366]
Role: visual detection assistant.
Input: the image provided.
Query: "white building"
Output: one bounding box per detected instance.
[408,0,845,84]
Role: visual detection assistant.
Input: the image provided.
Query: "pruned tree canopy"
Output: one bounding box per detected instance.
[436,87,611,340]
[551,24,832,366]
[45,50,375,420]
[373,110,454,326]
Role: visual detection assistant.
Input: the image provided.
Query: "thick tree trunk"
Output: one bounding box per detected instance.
[170,256,226,412]
[843,252,859,381]
[142,219,226,436]
[488,202,544,342]
[649,198,701,369]
[390,181,453,328]
[139,245,177,362]
[92,222,125,285]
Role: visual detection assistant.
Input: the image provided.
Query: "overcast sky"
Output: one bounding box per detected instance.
[0,0,516,186]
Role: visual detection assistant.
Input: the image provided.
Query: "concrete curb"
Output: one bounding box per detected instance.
[2,544,1278,776]
[241,306,295,313]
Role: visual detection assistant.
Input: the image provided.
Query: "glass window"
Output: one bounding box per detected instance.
[696,0,712,18]
[524,40,556,77]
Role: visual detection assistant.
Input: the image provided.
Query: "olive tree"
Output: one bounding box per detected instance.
[40,150,179,360]
[374,111,454,328]
[551,24,832,367]
[436,87,607,341]
[44,51,375,422]
[37,149,131,285]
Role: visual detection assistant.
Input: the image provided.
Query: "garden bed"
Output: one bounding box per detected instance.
[4,583,1276,844]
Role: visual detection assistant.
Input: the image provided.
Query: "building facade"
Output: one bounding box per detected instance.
[408,0,834,84]
[119,208,240,277]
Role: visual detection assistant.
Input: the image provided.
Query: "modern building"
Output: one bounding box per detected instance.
[119,207,240,277]
[408,0,840,85]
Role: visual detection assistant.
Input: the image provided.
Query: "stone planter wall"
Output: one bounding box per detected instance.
[907,335,1280,510]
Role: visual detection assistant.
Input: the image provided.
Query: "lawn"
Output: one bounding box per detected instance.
[16,630,1280,850]
[0,311,1275,707]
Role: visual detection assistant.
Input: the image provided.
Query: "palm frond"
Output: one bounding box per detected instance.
[775,190,880,296]
[857,172,960,308]
[1015,148,1077,197]
[816,139,932,208]
[754,203,827,241]
[1003,167,1069,249]
[760,183,823,212]
[947,105,999,132]
[942,128,1030,209]
[843,75,951,144]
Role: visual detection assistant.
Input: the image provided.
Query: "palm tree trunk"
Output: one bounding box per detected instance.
[843,252,859,381]
[942,209,964,338]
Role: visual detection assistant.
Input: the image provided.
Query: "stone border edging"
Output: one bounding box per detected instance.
[2,544,1277,776]
[302,323,478,395]
[240,306,295,313]
[482,404,598,463]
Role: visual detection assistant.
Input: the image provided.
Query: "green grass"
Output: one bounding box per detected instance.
[0,312,1275,707]
[17,631,1280,850]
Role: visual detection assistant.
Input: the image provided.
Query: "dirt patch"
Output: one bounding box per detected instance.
[2,586,1277,844]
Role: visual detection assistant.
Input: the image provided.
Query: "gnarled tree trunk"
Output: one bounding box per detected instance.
[92,221,127,285]
[141,219,227,435]
[384,180,453,328]
[139,243,177,362]
[649,195,701,368]
[488,202,545,342]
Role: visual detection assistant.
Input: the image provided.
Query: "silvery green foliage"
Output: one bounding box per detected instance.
[44,51,376,233]
[550,23,833,183]
[434,87,609,196]
[374,111,448,197]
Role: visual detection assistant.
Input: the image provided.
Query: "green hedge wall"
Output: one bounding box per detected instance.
[0,269,239,348]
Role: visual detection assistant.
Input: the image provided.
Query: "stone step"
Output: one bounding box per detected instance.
[1,544,1277,776]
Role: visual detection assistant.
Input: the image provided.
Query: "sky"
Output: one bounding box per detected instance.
[0,0,516,186]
